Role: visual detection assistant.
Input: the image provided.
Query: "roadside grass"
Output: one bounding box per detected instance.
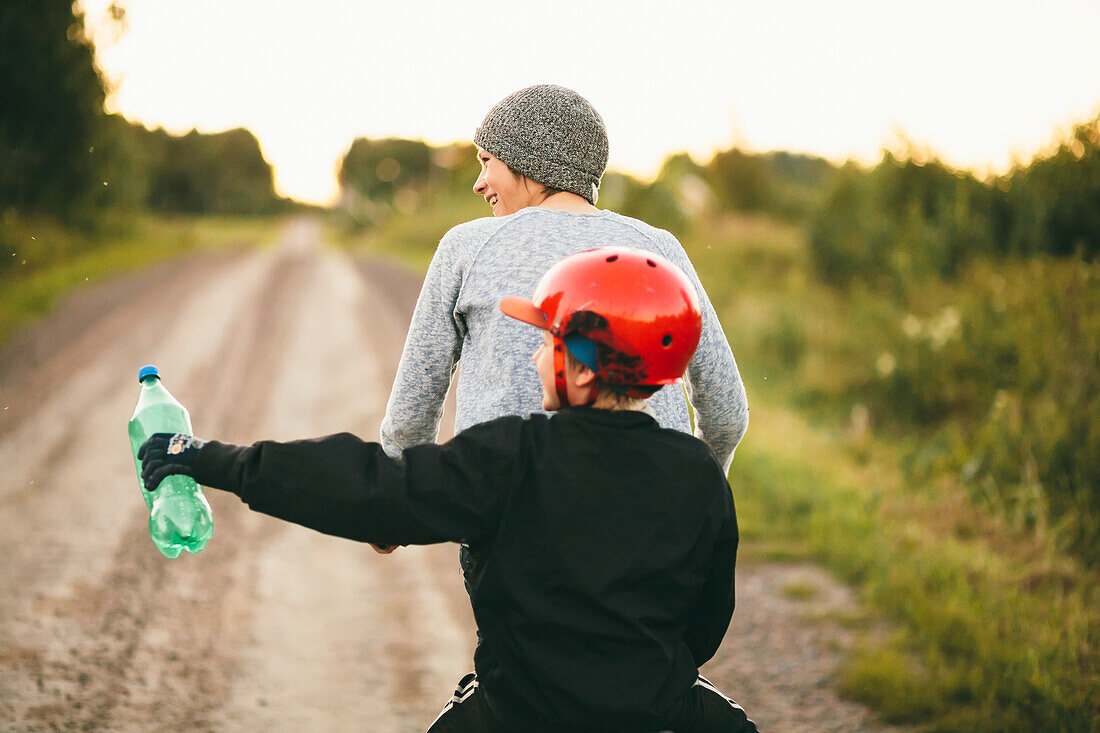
[733,400,1097,731]
[329,194,486,269]
[779,580,820,602]
[685,214,1099,732]
[0,214,284,346]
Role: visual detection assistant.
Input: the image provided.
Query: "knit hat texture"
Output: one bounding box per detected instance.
[474,85,609,205]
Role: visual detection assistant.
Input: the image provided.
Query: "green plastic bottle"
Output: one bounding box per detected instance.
[128,365,213,558]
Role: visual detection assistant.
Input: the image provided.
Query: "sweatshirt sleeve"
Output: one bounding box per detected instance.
[191,419,523,547]
[657,232,749,474]
[379,226,469,458]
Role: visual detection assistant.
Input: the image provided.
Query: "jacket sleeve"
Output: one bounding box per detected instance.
[191,419,523,547]
[379,228,468,458]
[683,486,738,666]
[657,232,749,474]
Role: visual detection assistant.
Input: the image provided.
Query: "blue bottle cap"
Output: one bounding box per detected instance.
[138,365,160,382]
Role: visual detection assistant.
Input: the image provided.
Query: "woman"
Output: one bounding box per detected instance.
[380,84,748,470]
[381,82,751,731]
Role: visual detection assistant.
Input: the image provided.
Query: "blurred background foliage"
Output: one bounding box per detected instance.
[337,137,482,230]
[0,0,303,337]
[86,116,287,218]
[0,0,293,275]
[0,0,299,343]
[801,117,1099,567]
[0,0,107,218]
[0,1,288,224]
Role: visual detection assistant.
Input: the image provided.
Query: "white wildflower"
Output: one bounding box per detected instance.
[929,306,960,350]
[902,314,922,338]
[876,352,897,377]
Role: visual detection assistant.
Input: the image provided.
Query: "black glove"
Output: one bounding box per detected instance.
[138,432,206,491]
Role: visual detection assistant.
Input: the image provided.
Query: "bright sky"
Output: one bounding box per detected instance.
[82,0,1100,206]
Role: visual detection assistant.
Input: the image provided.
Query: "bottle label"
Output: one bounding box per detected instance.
[168,434,206,455]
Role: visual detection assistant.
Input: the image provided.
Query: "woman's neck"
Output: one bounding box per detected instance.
[535,191,599,213]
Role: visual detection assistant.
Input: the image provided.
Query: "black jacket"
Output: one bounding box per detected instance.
[193,406,738,731]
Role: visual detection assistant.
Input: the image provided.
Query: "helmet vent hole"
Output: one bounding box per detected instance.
[605,255,618,262]
[646,259,657,267]
[662,334,673,347]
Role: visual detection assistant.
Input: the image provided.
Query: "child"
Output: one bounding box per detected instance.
[139,247,757,733]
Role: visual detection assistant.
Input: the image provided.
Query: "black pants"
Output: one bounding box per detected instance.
[426,672,759,733]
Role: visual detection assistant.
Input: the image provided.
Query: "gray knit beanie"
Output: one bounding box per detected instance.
[474,84,609,205]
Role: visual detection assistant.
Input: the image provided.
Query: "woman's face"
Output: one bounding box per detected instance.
[473,147,540,217]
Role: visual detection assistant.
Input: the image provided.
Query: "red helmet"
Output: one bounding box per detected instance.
[500,247,702,402]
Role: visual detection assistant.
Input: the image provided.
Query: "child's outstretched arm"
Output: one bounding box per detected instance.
[138,420,523,548]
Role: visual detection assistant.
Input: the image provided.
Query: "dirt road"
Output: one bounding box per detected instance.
[0,218,903,732]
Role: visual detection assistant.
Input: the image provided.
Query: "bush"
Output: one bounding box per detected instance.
[141,126,280,215]
[852,257,1100,564]
[598,172,689,235]
[800,116,1100,564]
[809,155,1001,292]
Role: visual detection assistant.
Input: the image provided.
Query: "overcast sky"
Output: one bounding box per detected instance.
[81,0,1100,205]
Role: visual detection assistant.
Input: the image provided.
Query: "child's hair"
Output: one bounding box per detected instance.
[562,343,655,411]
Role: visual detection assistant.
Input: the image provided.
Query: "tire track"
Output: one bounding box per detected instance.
[0,222,316,731]
[90,224,321,730]
[201,236,472,732]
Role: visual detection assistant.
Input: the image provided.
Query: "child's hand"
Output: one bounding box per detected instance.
[370,543,406,554]
[138,432,206,491]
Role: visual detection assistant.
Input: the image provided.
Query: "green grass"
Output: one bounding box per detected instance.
[734,399,1097,731]
[0,214,284,346]
[779,580,819,602]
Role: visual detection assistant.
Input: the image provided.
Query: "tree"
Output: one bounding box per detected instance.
[0,0,108,216]
[143,127,278,215]
[1006,115,1100,258]
[338,138,433,204]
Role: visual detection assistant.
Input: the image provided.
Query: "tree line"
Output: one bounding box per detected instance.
[0,0,286,227]
[336,135,836,236]
[808,117,1100,290]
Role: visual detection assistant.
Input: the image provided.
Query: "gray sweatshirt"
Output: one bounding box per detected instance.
[380,207,748,473]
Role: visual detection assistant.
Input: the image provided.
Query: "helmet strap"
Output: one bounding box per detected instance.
[552,336,571,407]
[552,335,597,407]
